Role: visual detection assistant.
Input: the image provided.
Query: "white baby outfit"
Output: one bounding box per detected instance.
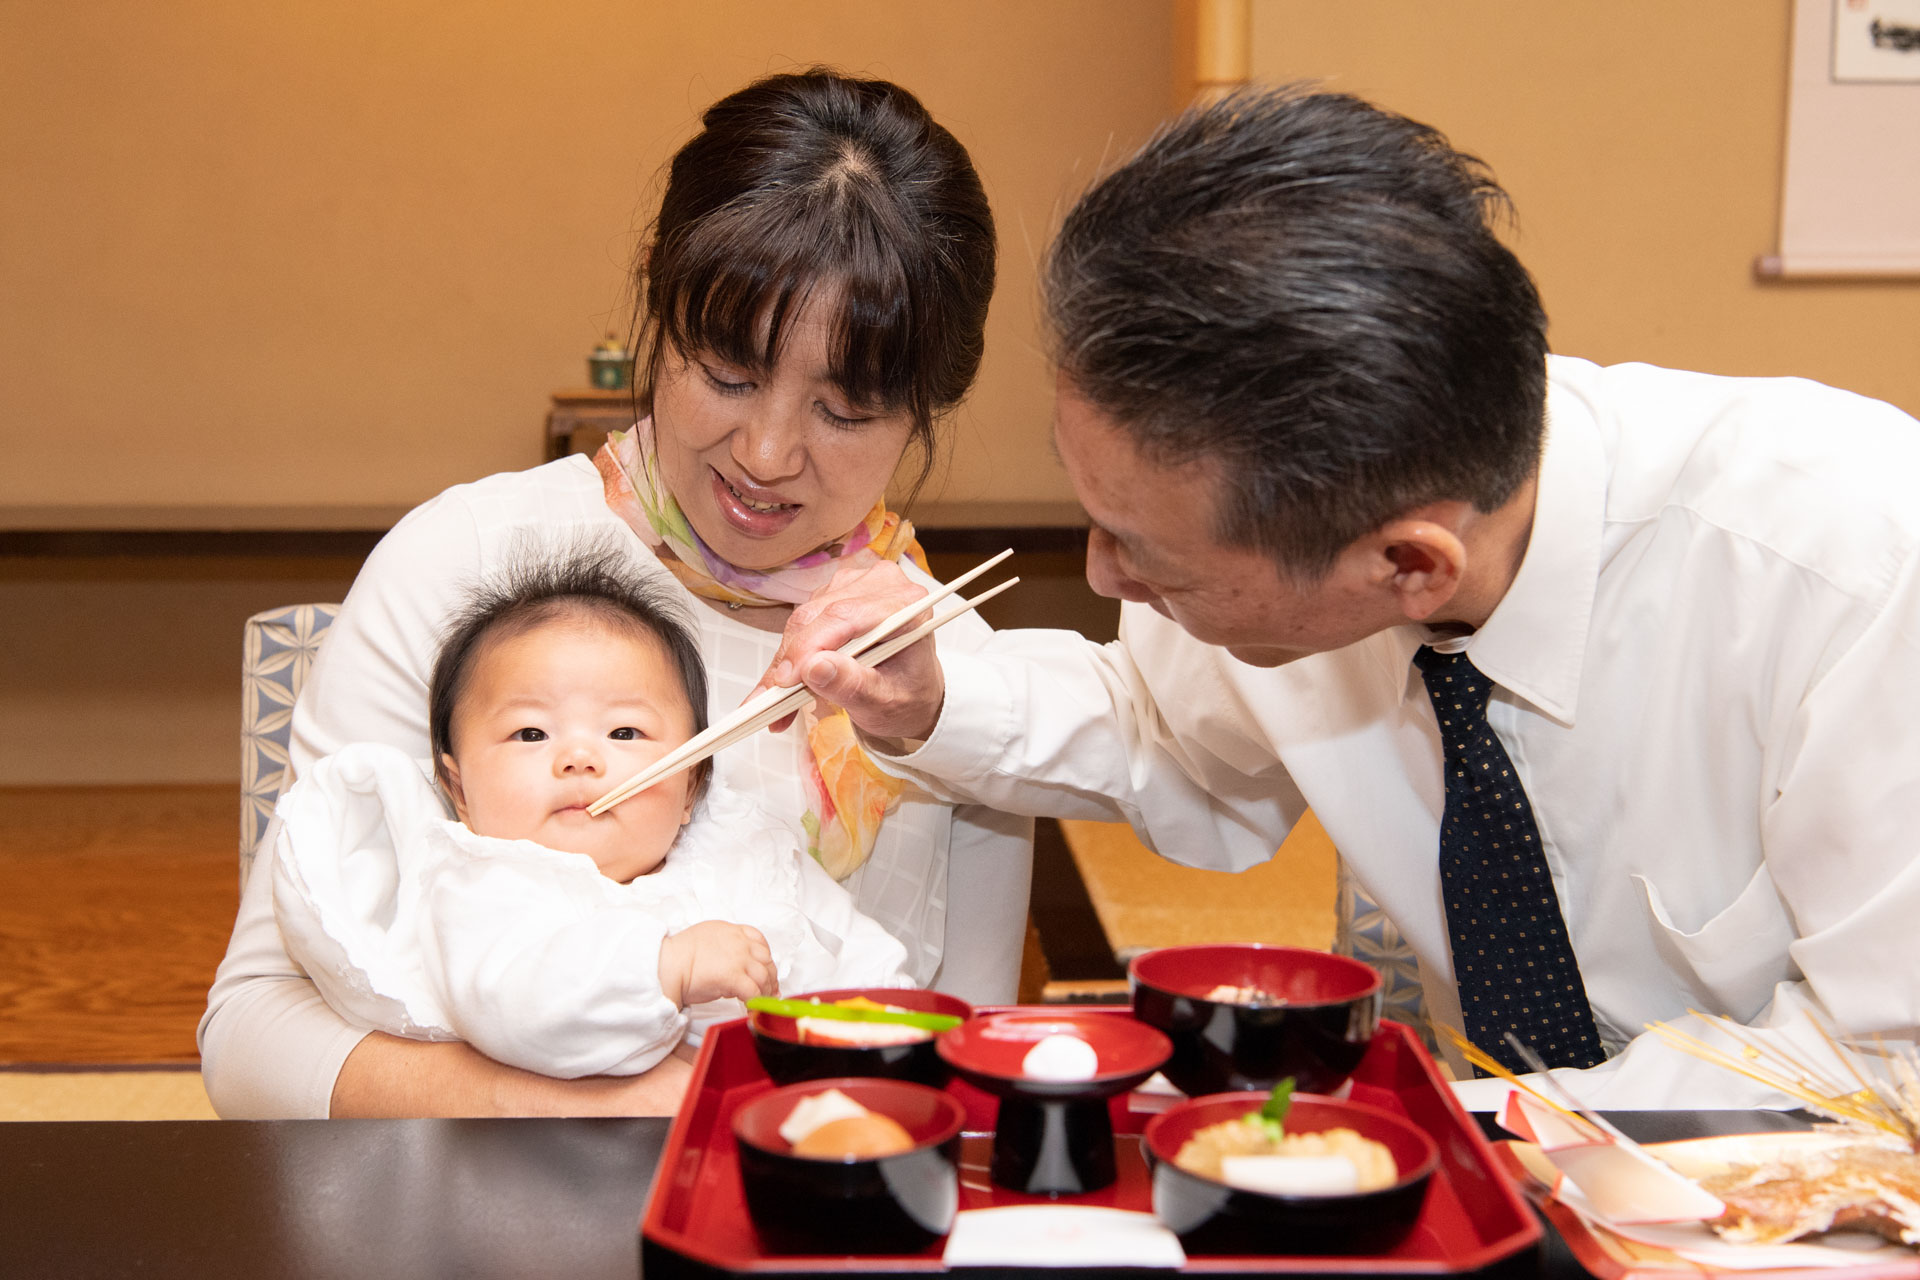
[271,742,911,1078]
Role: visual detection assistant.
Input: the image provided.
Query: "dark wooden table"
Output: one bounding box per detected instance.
[0,1111,1813,1280]
[3,1117,666,1280]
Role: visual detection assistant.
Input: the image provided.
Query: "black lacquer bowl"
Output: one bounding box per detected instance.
[731,1076,967,1254]
[1130,944,1382,1096]
[748,987,972,1087]
[1144,1092,1438,1255]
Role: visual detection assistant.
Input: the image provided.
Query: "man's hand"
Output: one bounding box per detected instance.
[753,560,947,743]
[658,921,776,1008]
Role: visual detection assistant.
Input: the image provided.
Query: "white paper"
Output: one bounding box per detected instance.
[1499,1090,1724,1225]
[1833,0,1920,83]
[1126,1072,1183,1115]
[943,1206,1186,1268]
[1778,0,1920,273]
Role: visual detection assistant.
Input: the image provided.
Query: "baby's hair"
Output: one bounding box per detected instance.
[428,538,710,799]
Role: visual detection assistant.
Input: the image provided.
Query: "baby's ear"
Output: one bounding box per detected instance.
[681,762,708,825]
[439,754,470,822]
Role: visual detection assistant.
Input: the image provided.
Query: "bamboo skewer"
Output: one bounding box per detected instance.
[1434,1023,1596,1133]
[1643,1010,1920,1145]
[586,566,1017,817]
[1498,1032,1637,1147]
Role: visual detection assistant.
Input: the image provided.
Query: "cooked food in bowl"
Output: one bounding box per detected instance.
[1172,1083,1395,1195]
[797,996,940,1047]
[746,987,972,1086]
[1206,983,1283,1006]
[1144,1085,1438,1253]
[794,1113,915,1159]
[731,1077,967,1251]
[779,1088,917,1159]
[1020,1032,1099,1081]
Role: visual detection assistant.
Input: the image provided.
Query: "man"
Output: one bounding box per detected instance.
[763,88,1920,1105]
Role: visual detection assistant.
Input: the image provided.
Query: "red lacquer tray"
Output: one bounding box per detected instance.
[641,1013,1541,1277]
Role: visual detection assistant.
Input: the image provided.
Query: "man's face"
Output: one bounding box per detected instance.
[1053,374,1394,667]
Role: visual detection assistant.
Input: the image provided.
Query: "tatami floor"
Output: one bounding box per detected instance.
[0,1067,216,1121]
[0,785,1333,1121]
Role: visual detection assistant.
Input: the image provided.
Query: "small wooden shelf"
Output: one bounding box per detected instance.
[546,388,639,461]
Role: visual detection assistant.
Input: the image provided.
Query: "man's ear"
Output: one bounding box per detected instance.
[439,754,470,823]
[1375,519,1467,622]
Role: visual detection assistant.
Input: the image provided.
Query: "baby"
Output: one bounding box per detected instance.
[271,545,909,1078]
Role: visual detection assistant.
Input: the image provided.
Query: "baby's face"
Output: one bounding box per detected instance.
[441,615,700,881]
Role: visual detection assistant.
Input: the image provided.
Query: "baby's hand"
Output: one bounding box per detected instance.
[658,921,776,1009]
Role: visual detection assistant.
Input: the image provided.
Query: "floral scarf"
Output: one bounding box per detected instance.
[593,420,927,881]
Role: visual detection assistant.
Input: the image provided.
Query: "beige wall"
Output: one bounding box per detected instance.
[1,1,1175,514]
[10,2,1920,786]
[0,558,361,787]
[1249,0,1920,416]
[1,2,1174,786]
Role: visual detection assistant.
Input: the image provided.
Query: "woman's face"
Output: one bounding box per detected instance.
[651,298,917,572]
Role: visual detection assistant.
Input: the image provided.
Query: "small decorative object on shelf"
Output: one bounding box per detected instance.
[587,334,634,390]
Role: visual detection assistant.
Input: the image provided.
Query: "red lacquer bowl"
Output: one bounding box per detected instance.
[937,1010,1170,1195]
[731,1076,966,1253]
[1130,944,1382,1096]
[748,987,972,1088]
[937,1010,1170,1098]
[1144,1091,1438,1254]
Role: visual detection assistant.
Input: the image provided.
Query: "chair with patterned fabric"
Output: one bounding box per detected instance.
[239,603,340,890]
[1332,859,1430,1045]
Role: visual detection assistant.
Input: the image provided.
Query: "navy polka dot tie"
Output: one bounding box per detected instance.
[1414,646,1605,1073]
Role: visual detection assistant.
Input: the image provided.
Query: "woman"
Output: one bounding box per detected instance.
[200,69,1029,1118]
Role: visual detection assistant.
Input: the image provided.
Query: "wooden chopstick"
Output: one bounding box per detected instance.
[843,576,1017,669]
[586,563,1017,816]
[842,547,1011,657]
[586,577,1016,814]
[583,550,1009,816]
[607,546,1014,796]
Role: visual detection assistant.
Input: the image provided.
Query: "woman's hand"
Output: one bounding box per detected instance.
[754,560,947,744]
[658,921,776,1008]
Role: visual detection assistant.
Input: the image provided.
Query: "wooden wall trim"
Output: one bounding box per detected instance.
[1,502,1090,558]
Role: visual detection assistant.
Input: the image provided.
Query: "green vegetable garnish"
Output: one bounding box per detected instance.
[745,996,962,1033]
[1247,1077,1295,1142]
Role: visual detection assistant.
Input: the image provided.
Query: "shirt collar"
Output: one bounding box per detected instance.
[1393,362,1606,726]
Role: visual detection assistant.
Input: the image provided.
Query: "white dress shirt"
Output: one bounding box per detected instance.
[881,357,1920,1107]
[200,455,1033,1118]
[271,745,909,1079]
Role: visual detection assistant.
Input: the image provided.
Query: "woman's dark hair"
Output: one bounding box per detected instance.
[630,68,997,506]
[1044,86,1548,579]
[429,539,711,801]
